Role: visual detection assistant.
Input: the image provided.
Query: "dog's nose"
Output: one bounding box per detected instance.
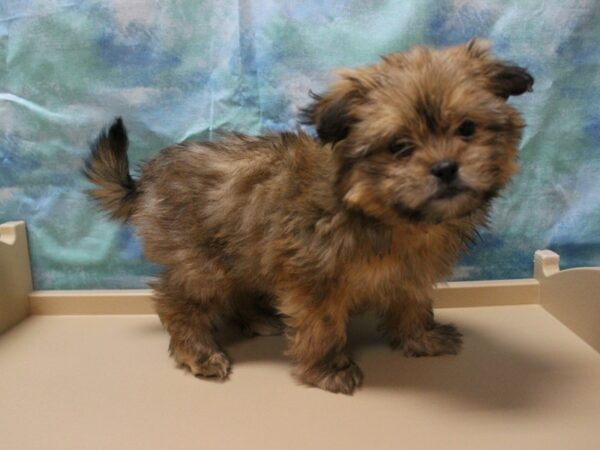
[431,160,458,183]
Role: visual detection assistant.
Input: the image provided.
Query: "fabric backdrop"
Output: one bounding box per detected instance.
[1,0,599,289]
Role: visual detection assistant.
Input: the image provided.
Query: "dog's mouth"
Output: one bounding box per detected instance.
[432,184,470,200]
[393,184,481,223]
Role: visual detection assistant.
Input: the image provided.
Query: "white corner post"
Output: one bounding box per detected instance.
[0,221,33,333]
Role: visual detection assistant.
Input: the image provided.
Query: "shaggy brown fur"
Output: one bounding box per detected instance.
[83,38,533,394]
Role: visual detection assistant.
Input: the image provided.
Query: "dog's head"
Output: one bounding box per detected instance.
[301,38,533,224]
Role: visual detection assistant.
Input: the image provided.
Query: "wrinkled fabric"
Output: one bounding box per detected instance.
[0,0,599,289]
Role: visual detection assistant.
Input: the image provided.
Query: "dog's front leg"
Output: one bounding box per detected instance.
[281,288,362,394]
[378,289,462,357]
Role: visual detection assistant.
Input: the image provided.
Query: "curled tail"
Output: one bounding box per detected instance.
[83,117,137,222]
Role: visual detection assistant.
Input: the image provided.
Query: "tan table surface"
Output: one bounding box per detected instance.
[1,305,599,450]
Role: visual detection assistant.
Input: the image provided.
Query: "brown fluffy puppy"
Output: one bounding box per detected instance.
[84,39,533,394]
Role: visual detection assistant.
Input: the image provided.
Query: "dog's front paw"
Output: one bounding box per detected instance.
[193,352,232,379]
[299,356,363,395]
[316,360,363,395]
[402,323,462,357]
[173,347,231,380]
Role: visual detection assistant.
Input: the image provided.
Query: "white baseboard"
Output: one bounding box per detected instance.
[28,278,540,315]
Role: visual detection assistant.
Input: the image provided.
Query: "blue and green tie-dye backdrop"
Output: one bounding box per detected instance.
[1,0,599,289]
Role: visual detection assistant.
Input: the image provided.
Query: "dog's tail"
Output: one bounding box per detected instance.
[83,117,138,222]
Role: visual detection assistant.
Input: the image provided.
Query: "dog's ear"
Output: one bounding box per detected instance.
[300,69,377,144]
[463,38,534,99]
[486,62,534,99]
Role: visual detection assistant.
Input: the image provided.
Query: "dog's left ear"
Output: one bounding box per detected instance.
[464,38,534,99]
[300,68,377,144]
[486,61,534,99]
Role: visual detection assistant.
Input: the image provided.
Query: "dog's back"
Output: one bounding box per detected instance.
[85,121,337,281]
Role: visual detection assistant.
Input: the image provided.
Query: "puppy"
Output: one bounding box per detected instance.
[84,38,533,394]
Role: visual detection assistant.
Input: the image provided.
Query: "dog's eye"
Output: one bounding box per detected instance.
[388,142,415,159]
[457,120,476,138]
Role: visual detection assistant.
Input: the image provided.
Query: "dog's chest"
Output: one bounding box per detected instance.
[346,255,404,296]
[345,230,453,300]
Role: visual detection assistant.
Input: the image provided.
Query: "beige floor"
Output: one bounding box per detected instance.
[1,305,599,450]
